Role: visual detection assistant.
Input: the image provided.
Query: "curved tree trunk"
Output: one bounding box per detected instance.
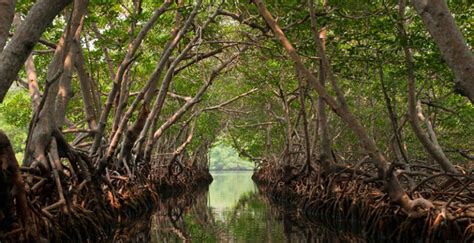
[410,0,474,104]
[135,0,203,158]
[0,0,73,102]
[398,0,459,174]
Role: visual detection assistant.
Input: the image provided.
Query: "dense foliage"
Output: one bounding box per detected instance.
[0,0,472,240]
[1,0,472,167]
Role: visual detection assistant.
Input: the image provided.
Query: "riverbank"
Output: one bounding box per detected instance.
[0,164,213,242]
[252,162,473,242]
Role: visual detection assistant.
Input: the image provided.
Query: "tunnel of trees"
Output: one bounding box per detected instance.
[0,0,472,241]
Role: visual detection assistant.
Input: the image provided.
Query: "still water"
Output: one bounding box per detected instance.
[147,171,355,242]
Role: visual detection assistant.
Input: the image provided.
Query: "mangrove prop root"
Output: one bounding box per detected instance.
[0,130,212,242]
[253,161,473,241]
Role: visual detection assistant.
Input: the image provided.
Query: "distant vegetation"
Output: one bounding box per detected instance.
[209,144,254,171]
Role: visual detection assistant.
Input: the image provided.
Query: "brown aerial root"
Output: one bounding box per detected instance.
[253,161,473,241]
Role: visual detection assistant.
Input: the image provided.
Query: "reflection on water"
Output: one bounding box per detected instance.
[148,171,360,242]
[208,171,256,221]
[207,171,287,242]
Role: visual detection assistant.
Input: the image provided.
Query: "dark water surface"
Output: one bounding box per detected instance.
[146,171,361,242]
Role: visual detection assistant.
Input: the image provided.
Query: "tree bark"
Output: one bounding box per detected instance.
[410,0,474,104]
[25,0,85,167]
[399,0,459,174]
[75,43,99,130]
[55,45,74,129]
[0,0,15,52]
[0,130,36,240]
[25,55,41,111]
[55,0,88,128]
[0,0,73,102]
[24,34,66,168]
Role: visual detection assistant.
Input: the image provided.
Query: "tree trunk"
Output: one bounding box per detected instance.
[0,130,36,240]
[316,60,333,170]
[252,0,434,211]
[75,43,99,130]
[55,0,88,128]
[137,0,203,148]
[309,1,333,171]
[24,33,66,168]
[99,22,204,170]
[55,48,74,128]
[254,0,387,175]
[169,119,196,168]
[0,0,15,52]
[379,62,409,164]
[25,55,41,111]
[296,73,312,170]
[399,0,459,174]
[0,0,73,102]
[410,0,474,104]
[90,0,172,155]
[25,0,86,167]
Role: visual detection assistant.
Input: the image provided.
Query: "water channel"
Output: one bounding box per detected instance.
[144,171,362,242]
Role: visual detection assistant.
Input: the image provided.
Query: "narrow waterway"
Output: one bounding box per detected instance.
[147,171,360,242]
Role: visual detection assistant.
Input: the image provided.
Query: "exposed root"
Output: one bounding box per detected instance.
[1,131,212,242]
[253,161,473,241]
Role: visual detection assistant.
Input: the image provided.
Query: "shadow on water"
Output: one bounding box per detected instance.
[119,171,364,242]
